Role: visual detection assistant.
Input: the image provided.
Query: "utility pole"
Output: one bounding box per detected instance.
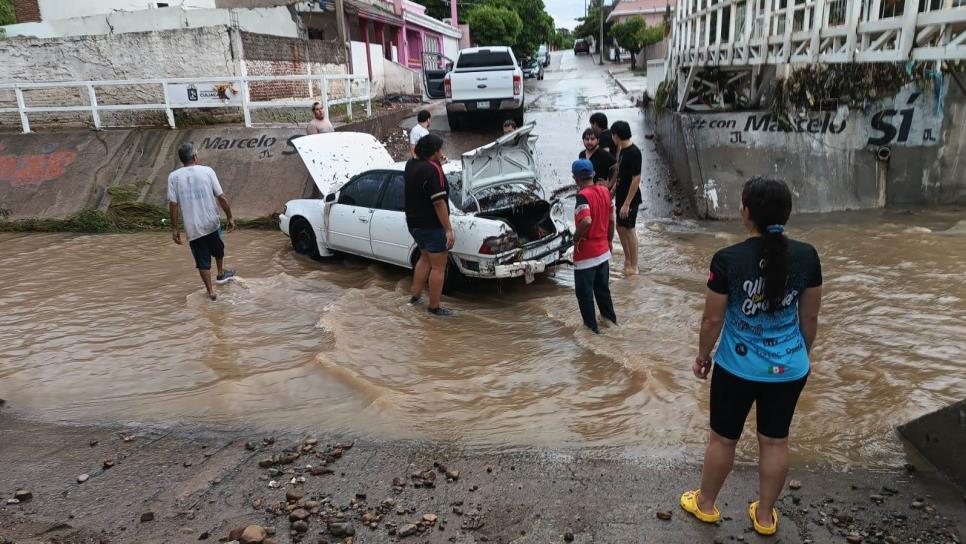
[335,0,348,68]
[599,0,605,64]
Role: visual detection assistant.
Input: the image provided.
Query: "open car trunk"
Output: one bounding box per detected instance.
[477,201,557,244]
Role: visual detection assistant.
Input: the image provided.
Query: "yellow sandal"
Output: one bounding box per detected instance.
[748,501,778,536]
[679,490,721,523]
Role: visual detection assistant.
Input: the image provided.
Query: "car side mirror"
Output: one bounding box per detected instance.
[324,193,337,203]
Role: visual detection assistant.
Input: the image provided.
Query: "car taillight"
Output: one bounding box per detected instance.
[479,233,521,255]
[513,75,522,97]
[444,77,452,98]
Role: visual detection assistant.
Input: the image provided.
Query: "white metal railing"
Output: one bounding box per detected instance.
[668,0,966,71]
[0,74,371,134]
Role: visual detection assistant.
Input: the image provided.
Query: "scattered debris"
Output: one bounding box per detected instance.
[140,512,155,523]
[77,474,90,484]
[789,479,802,490]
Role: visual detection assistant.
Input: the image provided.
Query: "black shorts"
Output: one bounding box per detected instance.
[616,202,639,229]
[710,363,808,440]
[189,229,225,270]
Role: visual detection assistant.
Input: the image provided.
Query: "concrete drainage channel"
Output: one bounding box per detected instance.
[0,102,427,224]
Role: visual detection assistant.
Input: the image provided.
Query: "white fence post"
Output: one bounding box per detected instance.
[162,82,176,128]
[321,74,330,120]
[86,84,102,130]
[365,78,371,117]
[14,87,30,134]
[240,78,252,128]
[345,77,353,121]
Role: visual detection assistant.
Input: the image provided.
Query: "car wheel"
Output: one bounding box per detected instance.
[442,257,467,294]
[447,112,462,131]
[290,218,321,259]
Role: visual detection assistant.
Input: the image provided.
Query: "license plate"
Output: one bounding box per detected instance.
[476,101,489,109]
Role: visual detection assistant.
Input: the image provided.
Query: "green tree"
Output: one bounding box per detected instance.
[467,5,523,48]
[610,16,648,69]
[486,0,553,58]
[1,0,16,26]
[574,1,614,51]
[410,0,470,24]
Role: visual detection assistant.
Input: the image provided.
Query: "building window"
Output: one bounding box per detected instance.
[424,35,440,54]
[308,28,325,40]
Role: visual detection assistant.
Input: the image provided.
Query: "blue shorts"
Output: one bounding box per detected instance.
[409,227,447,254]
[189,229,225,270]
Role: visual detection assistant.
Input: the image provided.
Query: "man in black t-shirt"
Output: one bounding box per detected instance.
[611,120,642,276]
[590,112,614,155]
[578,128,616,187]
[404,133,455,316]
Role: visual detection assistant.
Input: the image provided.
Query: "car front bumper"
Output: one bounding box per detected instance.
[278,213,291,235]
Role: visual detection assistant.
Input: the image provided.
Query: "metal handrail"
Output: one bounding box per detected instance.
[0,73,372,133]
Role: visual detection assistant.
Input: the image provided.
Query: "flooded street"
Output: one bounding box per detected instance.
[2,52,965,470]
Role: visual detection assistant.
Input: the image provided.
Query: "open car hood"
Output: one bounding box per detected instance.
[293,132,395,195]
[461,122,539,201]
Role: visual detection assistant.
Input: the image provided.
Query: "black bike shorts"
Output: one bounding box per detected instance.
[709,363,808,440]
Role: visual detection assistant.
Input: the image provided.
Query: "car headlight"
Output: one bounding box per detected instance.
[550,201,564,222]
[282,204,288,217]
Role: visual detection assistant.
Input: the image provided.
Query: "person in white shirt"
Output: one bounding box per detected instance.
[168,143,236,301]
[306,102,335,135]
[409,110,431,157]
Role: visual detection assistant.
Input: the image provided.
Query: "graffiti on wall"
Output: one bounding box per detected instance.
[193,133,304,161]
[0,143,77,188]
[684,87,944,149]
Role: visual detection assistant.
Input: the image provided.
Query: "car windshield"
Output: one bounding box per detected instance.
[525,60,539,68]
[456,50,514,69]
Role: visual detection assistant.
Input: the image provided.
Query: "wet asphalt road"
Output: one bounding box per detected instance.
[402,50,686,219]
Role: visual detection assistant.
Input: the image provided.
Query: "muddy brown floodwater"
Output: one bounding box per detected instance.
[2,208,964,469]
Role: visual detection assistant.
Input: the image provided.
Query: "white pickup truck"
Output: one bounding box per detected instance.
[421,47,525,131]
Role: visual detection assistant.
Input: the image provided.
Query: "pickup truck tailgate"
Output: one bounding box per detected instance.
[450,70,514,102]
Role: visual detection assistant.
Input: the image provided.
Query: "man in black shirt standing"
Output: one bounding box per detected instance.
[611,120,642,276]
[578,128,616,188]
[404,134,455,316]
[590,112,614,155]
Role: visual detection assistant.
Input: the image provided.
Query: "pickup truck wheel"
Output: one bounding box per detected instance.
[290,218,321,259]
[447,112,462,131]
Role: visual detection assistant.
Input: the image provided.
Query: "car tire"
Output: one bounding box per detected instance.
[290,218,321,259]
[442,257,467,294]
[447,112,462,131]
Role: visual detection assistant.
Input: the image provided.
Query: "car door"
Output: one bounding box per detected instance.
[369,172,415,267]
[326,171,387,257]
[422,52,452,100]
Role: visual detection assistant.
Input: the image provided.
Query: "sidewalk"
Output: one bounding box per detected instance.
[607,65,649,100]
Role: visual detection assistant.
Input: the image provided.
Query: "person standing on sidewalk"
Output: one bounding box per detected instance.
[571,159,617,333]
[168,143,236,301]
[410,110,432,157]
[405,133,455,316]
[680,177,822,537]
[610,120,642,276]
[306,102,334,135]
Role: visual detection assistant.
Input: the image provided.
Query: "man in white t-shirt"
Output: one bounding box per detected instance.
[409,110,431,157]
[168,143,236,301]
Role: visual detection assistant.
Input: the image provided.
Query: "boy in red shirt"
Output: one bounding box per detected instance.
[572,159,618,333]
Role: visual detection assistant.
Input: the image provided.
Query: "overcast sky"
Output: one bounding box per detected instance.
[547,0,595,31]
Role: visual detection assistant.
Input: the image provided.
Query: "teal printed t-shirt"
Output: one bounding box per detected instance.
[708,237,823,382]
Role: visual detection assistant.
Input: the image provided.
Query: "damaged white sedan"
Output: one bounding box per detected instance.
[279,123,573,284]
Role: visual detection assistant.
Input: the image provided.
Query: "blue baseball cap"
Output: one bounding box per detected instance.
[572,159,594,177]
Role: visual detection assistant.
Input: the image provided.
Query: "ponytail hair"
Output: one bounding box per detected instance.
[741,177,792,312]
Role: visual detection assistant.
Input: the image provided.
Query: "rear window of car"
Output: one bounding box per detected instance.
[456,50,514,69]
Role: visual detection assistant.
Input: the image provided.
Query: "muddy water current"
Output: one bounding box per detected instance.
[1,209,964,468]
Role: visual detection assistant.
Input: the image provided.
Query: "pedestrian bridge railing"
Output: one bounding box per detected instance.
[668,0,966,71]
[0,73,371,134]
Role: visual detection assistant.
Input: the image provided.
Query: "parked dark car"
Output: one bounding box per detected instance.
[574,39,590,55]
[522,58,544,80]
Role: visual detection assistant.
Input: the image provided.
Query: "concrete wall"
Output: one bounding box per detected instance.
[2,5,301,39]
[382,59,419,96]
[242,32,348,101]
[35,0,217,20]
[651,81,966,218]
[0,105,421,221]
[898,399,966,487]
